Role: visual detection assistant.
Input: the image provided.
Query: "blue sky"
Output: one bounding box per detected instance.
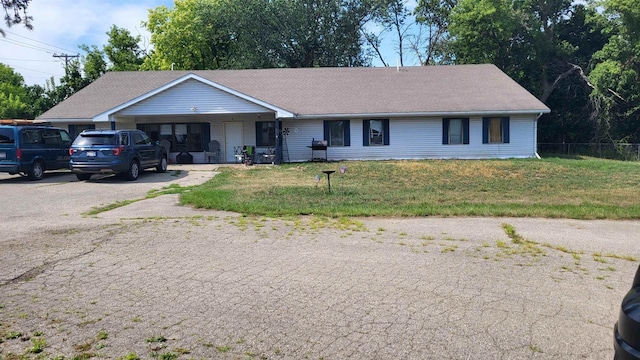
[0,0,415,86]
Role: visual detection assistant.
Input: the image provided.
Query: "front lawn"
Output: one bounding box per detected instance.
[180,157,640,219]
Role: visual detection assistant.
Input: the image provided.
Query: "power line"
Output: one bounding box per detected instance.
[4,29,78,54]
[4,63,61,76]
[0,37,57,54]
[0,57,58,62]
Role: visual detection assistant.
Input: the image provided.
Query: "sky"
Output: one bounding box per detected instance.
[0,0,415,86]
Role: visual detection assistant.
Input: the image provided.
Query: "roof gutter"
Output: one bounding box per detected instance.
[293,109,551,120]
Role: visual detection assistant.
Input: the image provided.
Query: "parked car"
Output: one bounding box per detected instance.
[69,129,167,181]
[0,122,72,180]
[614,264,640,359]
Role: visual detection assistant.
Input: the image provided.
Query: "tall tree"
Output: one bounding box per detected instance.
[368,0,412,66]
[589,0,640,142]
[1,0,31,36]
[103,25,145,71]
[0,63,27,118]
[413,0,456,65]
[142,0,232,70]
[142,0,375,70]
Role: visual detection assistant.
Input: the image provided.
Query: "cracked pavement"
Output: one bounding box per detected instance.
[0,166,639,359]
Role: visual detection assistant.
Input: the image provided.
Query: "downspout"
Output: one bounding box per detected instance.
[534,113,543,159]
[275,117,281,165]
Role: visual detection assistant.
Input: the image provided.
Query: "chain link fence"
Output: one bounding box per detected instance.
[538,143,640,161]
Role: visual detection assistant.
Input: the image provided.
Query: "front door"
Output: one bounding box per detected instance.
[224,122,243,163]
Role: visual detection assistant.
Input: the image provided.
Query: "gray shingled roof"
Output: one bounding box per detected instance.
[38,64,549,120]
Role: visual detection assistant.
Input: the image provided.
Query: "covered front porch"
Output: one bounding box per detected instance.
[114,113,282,164]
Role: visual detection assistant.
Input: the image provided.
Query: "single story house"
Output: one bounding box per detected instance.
[38,64,550,164]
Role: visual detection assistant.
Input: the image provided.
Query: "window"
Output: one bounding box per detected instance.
[363,119,389,146]
[442,118,469,145]
[323,120,350,147]
[138,123,209,152]
[41,129,62,145]
[482,117,510,144]
[21,129,42,144]
[256,121,276,147]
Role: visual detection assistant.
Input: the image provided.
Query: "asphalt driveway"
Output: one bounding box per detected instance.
[0,166,639,359]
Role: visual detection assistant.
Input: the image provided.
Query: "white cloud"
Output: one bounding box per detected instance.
[1,0,170,86]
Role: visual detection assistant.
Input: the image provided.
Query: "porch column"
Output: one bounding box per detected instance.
[109,115,116,130]
[275,117,282,165]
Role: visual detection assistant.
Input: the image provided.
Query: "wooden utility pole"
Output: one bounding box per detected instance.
[53,53,79,68]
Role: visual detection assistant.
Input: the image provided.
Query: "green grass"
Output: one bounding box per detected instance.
[179,157,640,219]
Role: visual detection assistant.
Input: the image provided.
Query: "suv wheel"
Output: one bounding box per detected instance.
[76,173,91,181]
[156,156,168,173]
[28,161,45,181]
[125,160,140,181]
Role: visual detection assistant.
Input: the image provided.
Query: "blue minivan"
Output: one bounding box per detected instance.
[0,123,73,180]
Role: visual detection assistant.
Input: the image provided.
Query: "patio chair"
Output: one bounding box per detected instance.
[205,140,221,163]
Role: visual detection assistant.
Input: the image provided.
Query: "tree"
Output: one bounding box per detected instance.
[103,25,145,71]
[368,0,413,66]
[413,0,456,65]
[1,0,31,36]
[0,63,27,118]
[142,0,232,70]
[79,44,107,82]
[142,0,375,70]
[589,0,640,142]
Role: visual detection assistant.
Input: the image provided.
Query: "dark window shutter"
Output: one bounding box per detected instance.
[463,118,469,144]
[502,117,510,143]
[344,120,350,146]
[383,119,390,145]
[255,122,261,146]
[482,118,489,144]
[68,124,76,139]
[442,119,449,145]
[203,122,211,149]
[323,121,330,145]
[136,124,144,131]
[363,120,370,146]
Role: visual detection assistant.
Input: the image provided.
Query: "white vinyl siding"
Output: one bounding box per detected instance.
[283,115,537,162]
[116,79,271,116]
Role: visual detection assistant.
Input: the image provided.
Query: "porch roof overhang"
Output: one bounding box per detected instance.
[92,74,295,122]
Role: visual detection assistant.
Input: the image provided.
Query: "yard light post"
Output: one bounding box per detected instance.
[322,170,335,193]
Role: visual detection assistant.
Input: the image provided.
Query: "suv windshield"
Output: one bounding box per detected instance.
[73,133,117,146]
[0,128,15,144]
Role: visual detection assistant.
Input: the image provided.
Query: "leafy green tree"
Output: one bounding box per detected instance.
[79,44,107,82]
[142,0,374,70]
[142,0,232,70]
[103,25,145,71]
[589,0,640,142]
[0,63,27,118]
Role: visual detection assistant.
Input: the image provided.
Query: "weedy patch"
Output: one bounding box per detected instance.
[146,336,167,343]
[215,345,232,353]
[117,353,140,360]
[5,331,21,339]
[29,337,46,353]
[593,252,638,262]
